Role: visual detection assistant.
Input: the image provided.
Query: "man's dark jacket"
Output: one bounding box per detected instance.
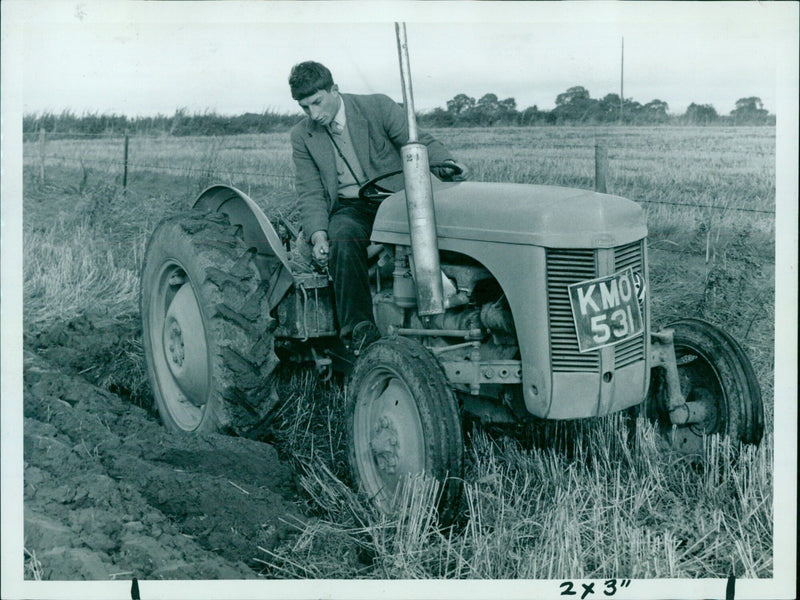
[290,92,454,237]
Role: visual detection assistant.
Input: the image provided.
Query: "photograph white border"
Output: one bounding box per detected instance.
[2,2,797,599]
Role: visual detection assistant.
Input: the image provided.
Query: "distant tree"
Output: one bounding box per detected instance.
[730,96,769,124]
[520,105,544,125]
[622,99,643,124]
[555,86,591,107]
[465,93,520,125]
[475,93,501,125]
[684,103,719,125]
[498,97,518,124]
[446,93,476,115]
[420,107,455,127]
[642,99,669,123]
[553,86,600,122]
[599,93,622,122]
[478,93,499,105]
[734,96,763,111]
[499,97,517,112]
[446,93,517,126]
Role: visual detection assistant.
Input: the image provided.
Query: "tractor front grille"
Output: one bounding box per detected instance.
[546,249,600,372]
[546,241,646,373]
[613,241,646,369]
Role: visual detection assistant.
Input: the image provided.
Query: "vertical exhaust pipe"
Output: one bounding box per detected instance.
[395,22,445,316]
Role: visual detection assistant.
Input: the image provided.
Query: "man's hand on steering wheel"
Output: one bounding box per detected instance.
[357,161,469,202]
[431,159,469,182]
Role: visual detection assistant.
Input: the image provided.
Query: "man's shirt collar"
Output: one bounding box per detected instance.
[329,95,346,133]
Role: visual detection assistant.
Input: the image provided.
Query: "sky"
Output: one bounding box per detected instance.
[10,1,796,119]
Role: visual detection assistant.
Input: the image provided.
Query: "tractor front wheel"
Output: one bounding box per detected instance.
[646,318,764,454]
[346,337,464,525]
[140,211,279,435]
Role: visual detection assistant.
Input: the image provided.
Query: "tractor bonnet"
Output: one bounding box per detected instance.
[371,181,647,249]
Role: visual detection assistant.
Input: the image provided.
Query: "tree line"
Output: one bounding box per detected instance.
[23,88,773,137]
[418,88,774,127]
[23,108,300,138]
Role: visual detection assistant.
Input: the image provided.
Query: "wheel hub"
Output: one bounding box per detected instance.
[161,282,209,408]
[165,317,186,368]
[370,415,400,475]
[687,387,720,434]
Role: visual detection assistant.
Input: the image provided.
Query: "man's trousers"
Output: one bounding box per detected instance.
[327,199,380,339]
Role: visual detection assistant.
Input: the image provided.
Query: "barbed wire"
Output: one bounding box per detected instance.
[30,154,776,215]
[36,155,294,181]
[127,162,294,180]
[639,199,774,215]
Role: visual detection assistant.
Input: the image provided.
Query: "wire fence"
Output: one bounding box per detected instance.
[35,154,296,182]
[23,131,776,216]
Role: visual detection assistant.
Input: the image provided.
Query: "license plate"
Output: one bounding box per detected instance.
[568,268,644,352]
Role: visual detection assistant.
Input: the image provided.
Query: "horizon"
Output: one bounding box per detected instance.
[20,89,774,121]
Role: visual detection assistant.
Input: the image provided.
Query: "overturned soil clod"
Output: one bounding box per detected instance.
[23,343,303,580]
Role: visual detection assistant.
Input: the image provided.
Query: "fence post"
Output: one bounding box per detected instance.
[123,132,130,190]
[39,127,46,184]
[594,143,608,193]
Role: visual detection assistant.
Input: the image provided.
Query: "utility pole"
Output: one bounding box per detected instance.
[619,37,624,124]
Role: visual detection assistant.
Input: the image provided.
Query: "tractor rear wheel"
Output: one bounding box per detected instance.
[346,337,464,525]
[140,211,279,435]
[646,318,764,454]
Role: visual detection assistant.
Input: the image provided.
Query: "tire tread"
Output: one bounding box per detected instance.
[141,211,280,434]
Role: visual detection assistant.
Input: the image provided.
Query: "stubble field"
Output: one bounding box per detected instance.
[20,125,776,581]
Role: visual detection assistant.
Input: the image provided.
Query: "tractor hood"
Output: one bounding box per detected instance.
[371,181,647,248]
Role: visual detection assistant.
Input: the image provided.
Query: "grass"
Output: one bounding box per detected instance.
[24,548,43,581]
[24,125,775,240]
[257,375,773,578]
[432,126,775,239]
[23,217,141,325]
[21,125,776,579]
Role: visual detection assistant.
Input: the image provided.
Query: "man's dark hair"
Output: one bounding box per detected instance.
[289,61,334,101]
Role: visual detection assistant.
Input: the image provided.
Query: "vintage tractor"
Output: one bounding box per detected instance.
[139,25,763,522]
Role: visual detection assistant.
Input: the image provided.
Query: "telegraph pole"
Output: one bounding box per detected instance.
[619,37,624,124]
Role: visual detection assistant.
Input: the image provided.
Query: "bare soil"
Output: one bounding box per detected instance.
[23,316,302,580]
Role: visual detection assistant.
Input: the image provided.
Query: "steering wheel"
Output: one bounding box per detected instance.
[358,162,465,202]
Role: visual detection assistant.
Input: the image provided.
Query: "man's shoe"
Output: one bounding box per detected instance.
[351,321,381,356]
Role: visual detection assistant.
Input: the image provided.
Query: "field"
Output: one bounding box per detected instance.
[20,125,776,582]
